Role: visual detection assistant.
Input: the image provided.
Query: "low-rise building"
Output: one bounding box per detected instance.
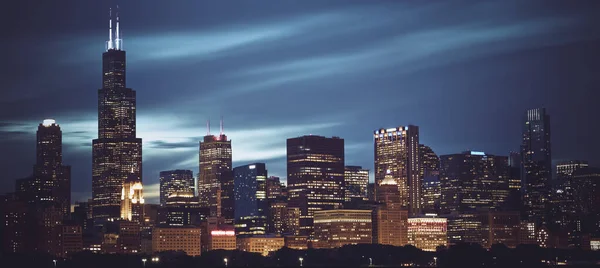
[237,235,284,256]
[152,226,202,256]
[313,209,372,249]
[407,215,447,252]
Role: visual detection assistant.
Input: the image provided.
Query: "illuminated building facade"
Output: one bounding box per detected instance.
[439,151,509,213]
[374,176,408,246]
[266,176,284,201]
[407,215,448,252]
[313,209,372,249]
[344,166,369,202]
[557,160,589,178]
[571,168,600,235]
[268,201,300,235]
[237,235,285,256]
[152,226,202,256]
[164,192,209,226]
[92,11,143,224]
[420,144,440,213]
[447,212,485,246]
[120,173,144,223]
[198,123,233,221]
[234,164,268,219]
[374,207,408,246]
[284,235,308,250]
[521,108,552,225]
[207,229,237,251]
[374,126,421,216]
[287,135,345,236]
[159,169,195,206]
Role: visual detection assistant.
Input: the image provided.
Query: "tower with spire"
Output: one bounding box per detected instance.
[198,118,234,223]
[92,7,143,224]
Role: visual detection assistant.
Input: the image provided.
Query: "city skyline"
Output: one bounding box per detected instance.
[2,1,600,204]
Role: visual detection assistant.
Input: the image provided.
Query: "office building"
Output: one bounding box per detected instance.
[407,215,448,252]
[163,192,209,226]
[55,224,83,258]
[374,126,421,215]
[198,121,233,221]
[484,211,521,248]
[374,207,408,247]
[152,226,202,256]
[92,12,143,224]
[237,235,285,256]
[447,212,485,246]
[266,176,284,201]
[520,108,552,225]
[284,235,308,250]
[439,151,509,213]
[420,144,440,213]
[313,209,372,249]
[234,163,268,220]
[17,119,71,217]
[287,135,345,236]
[207,229,237,251]
[344,166,369,202]
[557,160,589,178]
[571,168,600,235]
[373,176,408,246]
[268,201,300,235]
[159,170,195,206]
[120,173,144,223]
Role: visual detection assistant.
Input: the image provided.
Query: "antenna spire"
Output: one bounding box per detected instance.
[107,8,113,51]
[220,116,224,135]
[115,5,122,50]
[207,120,210,135]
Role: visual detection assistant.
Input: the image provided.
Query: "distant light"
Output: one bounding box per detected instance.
[249,165,256,170]
[42,119,56,127]
[470,151,485,156]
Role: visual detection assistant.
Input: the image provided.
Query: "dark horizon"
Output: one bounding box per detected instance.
[2,0,600,204]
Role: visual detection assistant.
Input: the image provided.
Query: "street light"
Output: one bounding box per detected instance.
[142,258,147,267]
[299,257,304,267]
[433,257,438,267]
[151,257,160,262]
[224,258,228,267]
[369,257,373,267]
[53,260,57,268]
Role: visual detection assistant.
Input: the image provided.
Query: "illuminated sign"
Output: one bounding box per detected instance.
[470,151,485,156]
[211,230,235,236]
[249,165,256,170]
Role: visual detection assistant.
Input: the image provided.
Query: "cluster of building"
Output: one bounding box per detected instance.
[2,10,600,258]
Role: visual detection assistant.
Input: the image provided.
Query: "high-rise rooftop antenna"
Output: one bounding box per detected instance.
[220,116,224,135]
[107,8,113,51]
[207,119,211,135]
[115,5,122,50]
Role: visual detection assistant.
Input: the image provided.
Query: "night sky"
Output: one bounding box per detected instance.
[2,0,599,204]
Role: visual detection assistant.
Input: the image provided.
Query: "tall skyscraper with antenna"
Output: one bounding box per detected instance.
[198,119,233,223]
[92,8,143,224]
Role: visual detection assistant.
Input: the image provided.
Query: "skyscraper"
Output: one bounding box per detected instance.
[30,119,71,217]
[374,177,408,247]
[287,135,345,236]
[344,166,369,202]
[92,10,143,224]
[159,170,195,206]
[374,126,421,215]
[120,173,144,223]
[420,144,440,213]
[520,108,551,225]
[439,151,509,213]
[198,121,233,221]
[233,163,268,235]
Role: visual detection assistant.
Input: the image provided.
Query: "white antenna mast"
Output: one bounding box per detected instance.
[115,5,122,50]
[107,8,113,51]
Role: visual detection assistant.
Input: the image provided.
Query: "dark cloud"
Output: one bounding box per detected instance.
[1,0,599,203]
